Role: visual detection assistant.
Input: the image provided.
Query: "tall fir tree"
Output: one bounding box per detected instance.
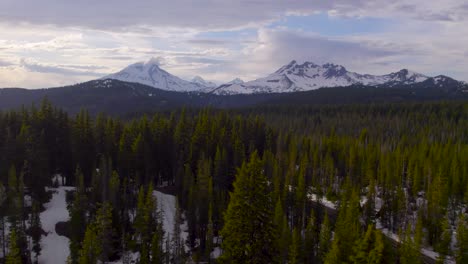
[455,214,468,264]
[6,229,21,264]
[219,151,278,263]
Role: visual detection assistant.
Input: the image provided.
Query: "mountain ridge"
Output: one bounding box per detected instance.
[93,58,466,96]
[212,60,433,94]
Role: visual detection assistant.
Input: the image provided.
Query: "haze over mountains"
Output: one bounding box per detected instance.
[103,58,465,95]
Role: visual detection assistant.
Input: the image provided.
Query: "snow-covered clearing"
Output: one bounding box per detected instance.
[153,190,189,250]
[38,186,74,264]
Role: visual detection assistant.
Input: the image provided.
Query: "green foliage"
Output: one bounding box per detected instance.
[350,225,384,264]
[219,152,278,263]
[456,214,468,264]
[30,200,42,261]
[6,229,21,264]
[318,213,332,261]
[78,223,101,264]
[0,101,467,263]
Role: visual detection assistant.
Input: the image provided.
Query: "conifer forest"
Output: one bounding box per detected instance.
[0,100,467,264]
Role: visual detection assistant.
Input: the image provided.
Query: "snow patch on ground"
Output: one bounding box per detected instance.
[308,193,337,209]
[38,186,74,264]
[210,247,222,259]
[108,251,140,264]
[153,191,189,251]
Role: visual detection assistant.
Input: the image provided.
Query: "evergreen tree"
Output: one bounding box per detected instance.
[436,214,452,262]
[171,200,184,263]
[30,200,42,263]
[150,231,163,264]
[69,168,88,264]
[399,223,422,264]
[318,213,332,262]
[95,202,114,262]
[288,227,302,264]
[6,229,21,264]
[219,151,278,263]
[456,214,468,264]
[323,238,341,264]
[0,182,7,258]
[78,223,101,264]
[304,211,318,263]
[350,225,384,264]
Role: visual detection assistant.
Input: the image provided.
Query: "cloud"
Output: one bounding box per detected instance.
[3,0,466,32]
[233,28,399,79]
[0,66,96,88]
[19,59,107,77]
[186,39,231,46]
[0,1,315,30]
[0,59,14,67]
[1,1,468,87]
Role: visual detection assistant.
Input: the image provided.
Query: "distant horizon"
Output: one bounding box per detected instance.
[2,57,463,90]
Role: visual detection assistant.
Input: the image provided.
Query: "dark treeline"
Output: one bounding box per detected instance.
[0,100,467,263]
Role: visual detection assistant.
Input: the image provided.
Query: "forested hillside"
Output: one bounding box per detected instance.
[0,100,467,263]
[0,79,467,116]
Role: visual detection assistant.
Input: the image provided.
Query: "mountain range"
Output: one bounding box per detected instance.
[0,58,466,115]
[103,58,466,95]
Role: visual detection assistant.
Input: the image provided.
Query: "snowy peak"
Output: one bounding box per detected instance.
[191,76,217,88]
[214,60,434,94]
[227,78,244,85]
[383,69,428,85]
[103,58,207,92]
[102,58,462,95]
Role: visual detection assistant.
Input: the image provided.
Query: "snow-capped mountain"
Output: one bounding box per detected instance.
[102,58,464,95]
[227,78,244,85]
[103,58,208,92]
[191,76,217,88]
[213,60,430,94]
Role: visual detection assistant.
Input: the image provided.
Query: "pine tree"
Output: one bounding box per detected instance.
[399,223,421,264]
[219,151,278,263]
[331,188,361,262]
[350,225,384,264]
[0,182,7,258]
[171,200,184,263]
[323,238,341,264]
[30,200,42,262]
[150,231,163,264]
[288,227,302,264]
[78,223,101,264]
[304,211,318,263]
[205,202,214,261]
[273,198,289,262]
[69,168,87,264]
[436,214,452,262]
[318,213,332,262]
[134,186,147,245]
[95,202,114,262]
[6,229,21,264]
[7,165,20,230]
[456,214,468,264]
[295,155,307,228]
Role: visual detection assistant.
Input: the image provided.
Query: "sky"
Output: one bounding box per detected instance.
[0,0,468,88]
